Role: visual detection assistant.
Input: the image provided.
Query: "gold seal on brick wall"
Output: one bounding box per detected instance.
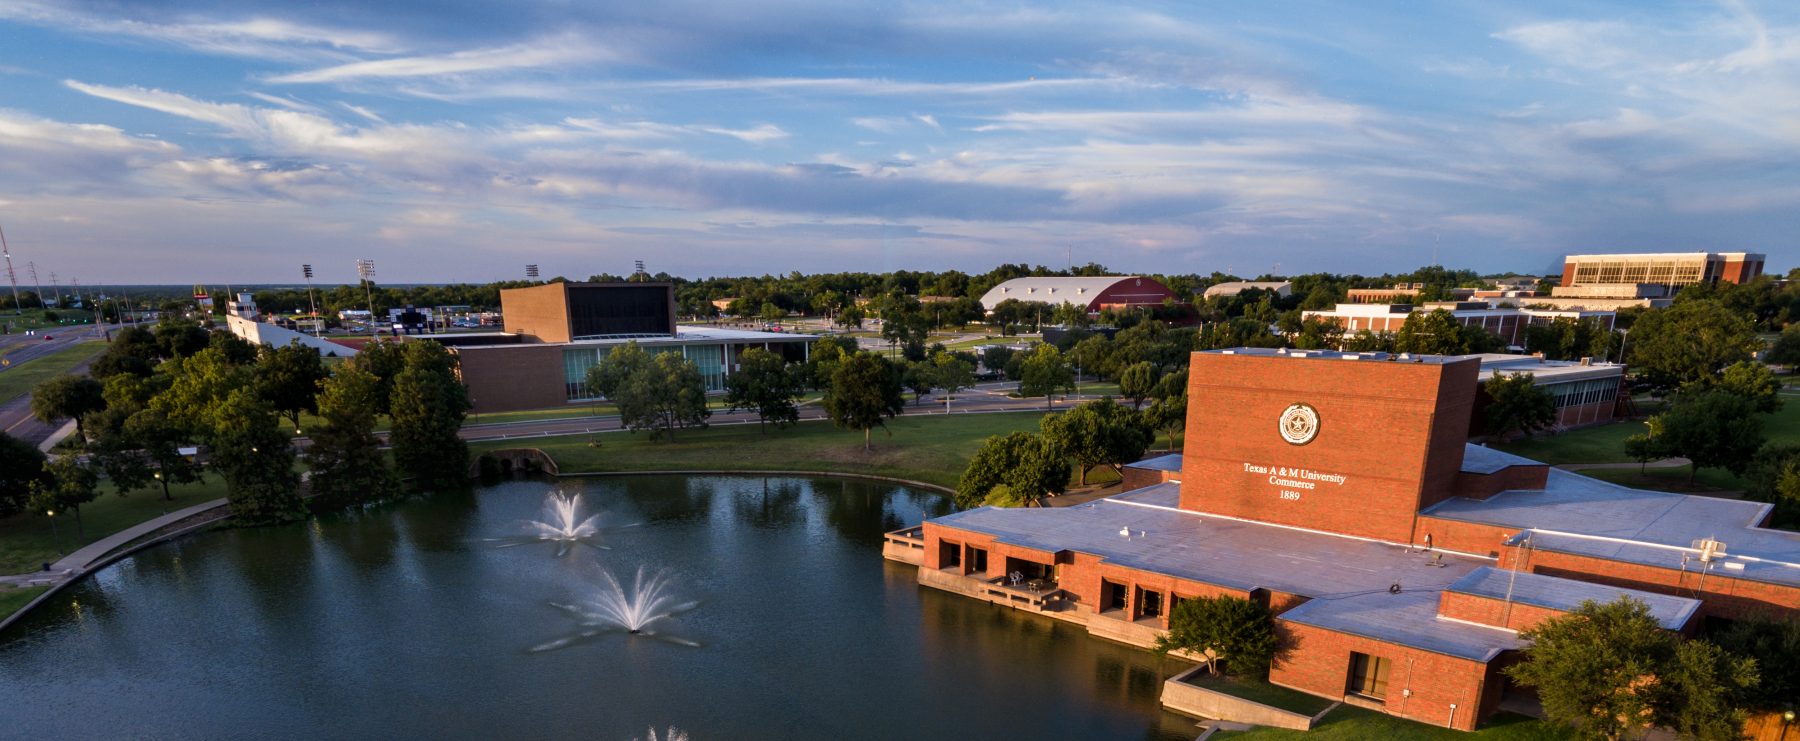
[1279,403,1319,445]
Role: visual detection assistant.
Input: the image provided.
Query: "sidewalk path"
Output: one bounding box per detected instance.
[1556,457,1690,472]
[0,497,229,587]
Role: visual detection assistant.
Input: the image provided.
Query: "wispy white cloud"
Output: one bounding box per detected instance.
[338,102,386,123]
[268,33,621,84]
[0,1,402,59]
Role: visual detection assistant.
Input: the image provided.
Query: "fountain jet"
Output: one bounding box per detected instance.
[530,566,701,651]
[486,492,637,557]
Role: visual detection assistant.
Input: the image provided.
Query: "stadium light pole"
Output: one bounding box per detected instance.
[302,264,319,336]
[357,259,376,334]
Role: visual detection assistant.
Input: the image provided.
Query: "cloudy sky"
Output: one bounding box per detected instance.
[0,0,1795,284]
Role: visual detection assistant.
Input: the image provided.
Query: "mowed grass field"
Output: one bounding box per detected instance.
[0,477,230,574]
[1493,393,1800,493]
[473,410,1057,490]
[0,341,107,404]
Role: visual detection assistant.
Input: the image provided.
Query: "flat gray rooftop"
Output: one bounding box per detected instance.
[1124,453,1183,473]
[1277,586,1523,661]
[935,483,1482,600]
[1202,347,1470,365]
[1447,566,1699,630]
[1425,469,1800,588]
[1460,445,1544,475]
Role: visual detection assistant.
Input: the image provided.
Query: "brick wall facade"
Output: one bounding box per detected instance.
[1180,353,1478,543]
[1272,620,1500,731]
[455,344,566,413]
[499,283,572,343]
[1120,465,1178,492]
[1502,546,1800,622]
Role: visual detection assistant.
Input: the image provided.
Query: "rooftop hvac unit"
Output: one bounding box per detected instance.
[1691,538,1728,562]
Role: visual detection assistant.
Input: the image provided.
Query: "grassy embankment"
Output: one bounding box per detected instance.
[0,341,108,403]
[1493,398,1800,493]
[0,477,230,575]
[1212,705,1573,740]
[0,585,49,617]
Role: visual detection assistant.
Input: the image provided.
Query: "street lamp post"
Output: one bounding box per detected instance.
[1780,709,1793,741]
[46,509,62,556]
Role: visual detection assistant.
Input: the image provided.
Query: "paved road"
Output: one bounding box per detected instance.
[0,322,115,446]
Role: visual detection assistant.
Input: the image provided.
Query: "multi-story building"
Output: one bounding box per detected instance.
[1300,302,1615,349]
[888,348,1797,731]
[445,282,812,413]
[1560,252,1765,291]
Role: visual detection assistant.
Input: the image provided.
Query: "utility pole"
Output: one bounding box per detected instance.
[27,261,44,309]
[302,264,319,336]
[0,224,20,315]
[49,272,60,308]
[356,258,376,333]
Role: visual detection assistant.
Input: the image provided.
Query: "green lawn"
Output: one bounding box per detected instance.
[0,585,49,618]
[1179,673,1334,716]
[470,410,1053,490]
[1491,419,1648,465]
[0,477,230,574]
[1212,706,1573,740]
[1494,400,1800,489]
[1,309,97,332]
[0,341,107,404]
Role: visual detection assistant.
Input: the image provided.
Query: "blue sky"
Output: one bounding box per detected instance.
[0,0,1795,284]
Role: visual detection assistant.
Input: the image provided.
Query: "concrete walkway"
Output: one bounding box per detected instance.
[0,497,229,587]
[36,419,75,453]
[1556,457,1690,472]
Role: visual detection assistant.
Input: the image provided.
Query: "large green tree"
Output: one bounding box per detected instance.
[1716,360,1782,413]
[1041,397,1154,485]
[152,320,210,359]
[723,347,803,433]
[1394,309,1503,355]
[1639,390,1763,484]
[1143,393,1188,452]
[91,407,201,501]
[30,375,106,440]
[0,432,52,517]
[150,347,253,438]
[1155,595,1279,677]
[256,341,329,430]
[586,341,652,399]
[1017,343,1074,410]
[1507,598,1671,741]
[305,365,399,509]
[30,453,101,538]
[1119,361,1157,409]
[208,388,305,524]
[1508,597,1756,741]
[954,431,1070,508]
[352,339,408,412]
[1627,299,1760,392]
[824,352,905,451]
[932,352,976,413]
[1484,372,1557,440]
[614,351,711,441]
[90,325,161,378]
[388,341,472,492]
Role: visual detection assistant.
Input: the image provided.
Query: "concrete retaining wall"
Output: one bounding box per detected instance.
[1160,665,1326,730]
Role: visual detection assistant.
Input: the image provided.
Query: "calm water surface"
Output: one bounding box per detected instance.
[0,476,1196,740]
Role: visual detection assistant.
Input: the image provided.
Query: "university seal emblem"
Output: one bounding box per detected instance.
[1278,403,1319,445]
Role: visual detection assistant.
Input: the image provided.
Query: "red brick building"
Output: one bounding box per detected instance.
[894,348,1799,731]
